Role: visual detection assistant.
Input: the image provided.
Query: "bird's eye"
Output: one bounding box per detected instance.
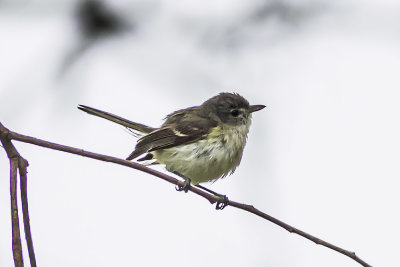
[231,109,239,117]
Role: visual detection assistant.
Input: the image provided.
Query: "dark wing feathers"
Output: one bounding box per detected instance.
[78,104,218,161]
[139,128,185,151]
[126,126,199,160]
[126,112,217,160]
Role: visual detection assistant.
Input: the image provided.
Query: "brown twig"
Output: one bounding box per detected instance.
[6,128,216,204]
[10,158,24,267]
[19,157,37,267]
[0,122,372,267]
[0,125,24,267]
[227,200,370,267]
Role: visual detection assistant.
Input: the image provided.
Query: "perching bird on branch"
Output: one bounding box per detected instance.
[78,93,265,193]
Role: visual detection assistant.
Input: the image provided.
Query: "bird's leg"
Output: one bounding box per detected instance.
[173,172,191,193]
[195,185,229,210]
[172,172,228,209]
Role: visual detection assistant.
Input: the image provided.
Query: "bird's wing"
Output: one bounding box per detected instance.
[126,114,216,160]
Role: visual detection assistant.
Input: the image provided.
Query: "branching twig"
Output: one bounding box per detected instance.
[0,125,24,267]
[0,122,372,267]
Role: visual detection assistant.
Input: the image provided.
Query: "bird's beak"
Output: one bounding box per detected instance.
[249,105,266,113]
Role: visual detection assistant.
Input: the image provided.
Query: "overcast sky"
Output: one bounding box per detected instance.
[1,0,399,266]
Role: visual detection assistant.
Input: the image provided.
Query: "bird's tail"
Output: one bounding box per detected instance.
[78,105,155,134]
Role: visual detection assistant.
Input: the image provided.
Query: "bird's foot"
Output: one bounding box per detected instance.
[175,178,191,193]
[195,185,229,210]
[216,195,229,210]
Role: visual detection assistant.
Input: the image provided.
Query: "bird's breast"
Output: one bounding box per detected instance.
[153,123,250,184]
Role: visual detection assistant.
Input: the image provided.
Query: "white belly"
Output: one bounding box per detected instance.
[153,124,249,185]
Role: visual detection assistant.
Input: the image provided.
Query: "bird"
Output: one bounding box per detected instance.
[78,93,265,194]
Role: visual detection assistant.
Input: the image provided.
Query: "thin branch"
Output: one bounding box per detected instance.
[19,157,37,267]
[0,122,372,267]
[6,128,217,204]
[0,125,24,267]
[227,200,370,267]
[1,123,37,267]
[10,158,24,267]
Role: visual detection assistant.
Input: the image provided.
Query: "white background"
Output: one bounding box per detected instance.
[1,0,399,266]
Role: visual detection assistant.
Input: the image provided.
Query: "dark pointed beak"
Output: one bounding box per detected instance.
[249,104,266,113]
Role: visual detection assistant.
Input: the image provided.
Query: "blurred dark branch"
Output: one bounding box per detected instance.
[0,122,371,267]
[249,0,322,24]
[60,0,133,76]
[201,0,326,50]
[76,0,131,40]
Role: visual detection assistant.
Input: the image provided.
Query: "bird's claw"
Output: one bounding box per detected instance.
[216,195,229,210]
[175,178,191,193]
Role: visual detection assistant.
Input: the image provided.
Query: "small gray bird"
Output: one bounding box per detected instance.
[78,93,265,192]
